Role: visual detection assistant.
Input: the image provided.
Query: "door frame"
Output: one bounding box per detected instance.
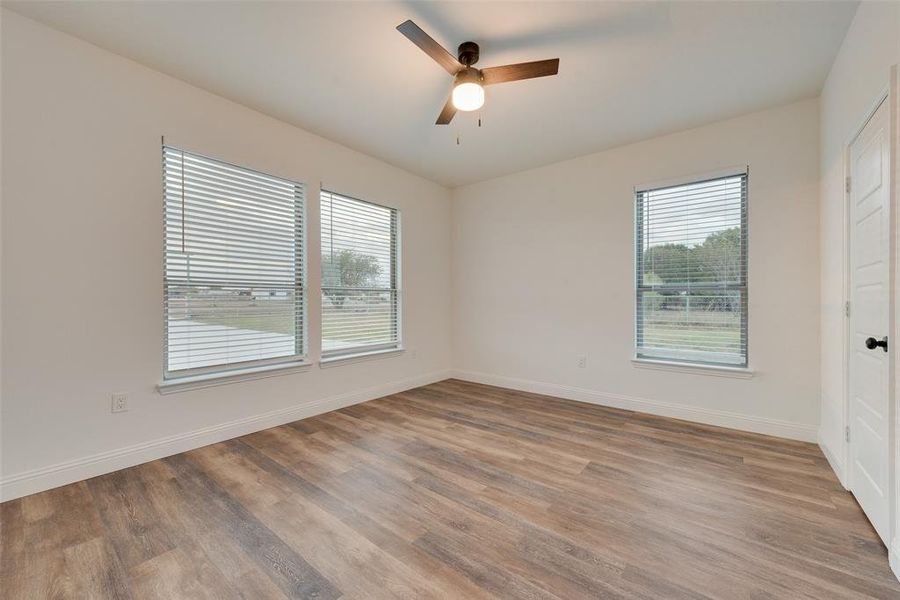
[891,64,900,582]
[841,74,897,562]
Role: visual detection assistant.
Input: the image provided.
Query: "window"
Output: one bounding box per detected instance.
[320,190,399,359]
[163,146,305,378]
[635,171,748,367]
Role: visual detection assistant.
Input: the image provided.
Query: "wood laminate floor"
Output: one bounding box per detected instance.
[2,379,899,599]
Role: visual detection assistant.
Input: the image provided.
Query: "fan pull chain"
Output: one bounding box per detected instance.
[457,133,460,145]
[478,114,482,128]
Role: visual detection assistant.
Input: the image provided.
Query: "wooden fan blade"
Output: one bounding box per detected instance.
[436,93,457,125]
[397,20,462,75]
[481,59,560,85]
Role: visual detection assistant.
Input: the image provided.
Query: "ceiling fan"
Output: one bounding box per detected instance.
[396,20,560,125]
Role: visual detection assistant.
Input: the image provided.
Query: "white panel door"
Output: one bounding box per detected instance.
[849,98,891,544]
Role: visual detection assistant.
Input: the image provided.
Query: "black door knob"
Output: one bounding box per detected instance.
[865,336,888,352]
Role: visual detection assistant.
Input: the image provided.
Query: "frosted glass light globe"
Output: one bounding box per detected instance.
[452,82,484,111]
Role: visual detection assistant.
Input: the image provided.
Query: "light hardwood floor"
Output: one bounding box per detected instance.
[2,379,899,599]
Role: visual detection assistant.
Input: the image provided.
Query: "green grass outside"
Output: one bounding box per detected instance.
[181,299,736,353]
[642,309,741,351]
[178,297,392,344]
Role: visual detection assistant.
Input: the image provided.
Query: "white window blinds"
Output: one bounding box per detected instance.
[635,172,748,367]
[163,146,305,377]
[320,190,400,358]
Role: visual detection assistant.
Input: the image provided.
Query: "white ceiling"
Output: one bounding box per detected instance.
[6,1,858,187]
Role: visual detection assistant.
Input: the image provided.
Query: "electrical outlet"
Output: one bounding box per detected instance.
[111,393,129,413]
[577,356,587,368]
[410,349,418,359]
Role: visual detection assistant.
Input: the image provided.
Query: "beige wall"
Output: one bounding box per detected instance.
[3,4,875,503]
[818,0,900,484]
[0,10,452,500]
[451,99,821,440]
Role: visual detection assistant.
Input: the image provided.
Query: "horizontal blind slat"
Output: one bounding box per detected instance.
[164,145,305,376]
[635,174,747,367]
[320,190,399,356]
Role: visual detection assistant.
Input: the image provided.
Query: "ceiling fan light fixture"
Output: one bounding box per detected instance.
[452,69,484,111]
[396,20,559,124]
[452,83,484,111]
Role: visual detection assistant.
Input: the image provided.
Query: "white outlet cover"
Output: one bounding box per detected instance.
[111,393,129,413]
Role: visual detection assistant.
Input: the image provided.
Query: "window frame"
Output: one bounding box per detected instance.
[161,145,308,381]
[319,189,402,361]
[634,170,749,369]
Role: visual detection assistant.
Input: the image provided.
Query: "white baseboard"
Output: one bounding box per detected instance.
[0,370,452,502]
[817,429,848,489]
[891,541,900,583]
[449,369,818,443]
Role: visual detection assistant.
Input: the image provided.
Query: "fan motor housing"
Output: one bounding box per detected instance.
[455,67,483,86]
[458,41,480,66]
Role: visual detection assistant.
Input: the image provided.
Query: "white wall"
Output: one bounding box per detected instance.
[3,4,884,504]
[451,99,821,441]
[815,0,900,578]
[0,10,452,500]
[818,0,900,485]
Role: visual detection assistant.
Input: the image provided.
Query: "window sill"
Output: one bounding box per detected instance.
[157,360,312,395]
[631,358,754,379]
[319,347,404,368]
